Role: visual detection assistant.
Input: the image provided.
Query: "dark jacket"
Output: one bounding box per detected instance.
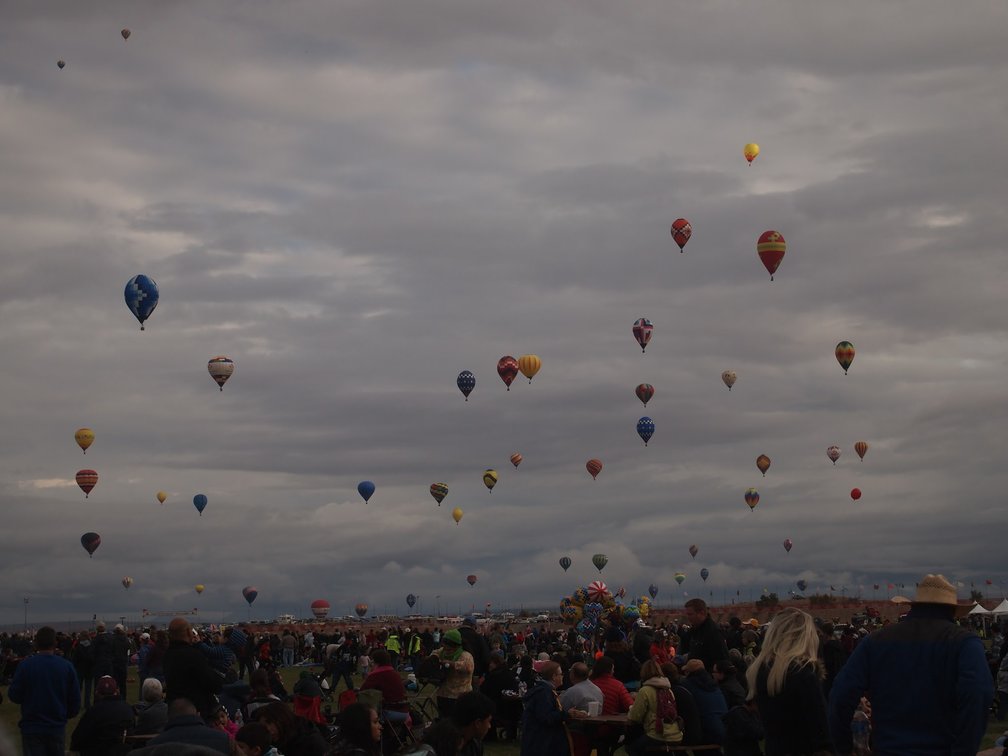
[163,641,224,717]
[723,703,765,756]
[70,697,135,756]
[92,631,115,677]
[135,700,169,735]
[671,684,705,746]
[755,662,832,756]
[687,616,729,672]
[719,676,748,708]
[828,605,993,756]
[682,670,728,744]
[278,718,330,756]
[520,680,570,756]
[146,714,231,754]
[459,625,492,677]
[610,650,641,685]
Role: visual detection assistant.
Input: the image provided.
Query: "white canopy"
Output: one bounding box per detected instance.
[969,602,991,615]
[991,599,1008,616]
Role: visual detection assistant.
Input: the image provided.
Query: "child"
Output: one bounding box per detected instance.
[211,704,240,738]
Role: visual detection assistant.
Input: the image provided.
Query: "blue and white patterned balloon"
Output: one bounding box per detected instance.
[124,274,159,331]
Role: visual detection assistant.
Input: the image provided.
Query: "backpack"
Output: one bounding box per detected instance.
[414,654,446,685]
[654,687,683,737]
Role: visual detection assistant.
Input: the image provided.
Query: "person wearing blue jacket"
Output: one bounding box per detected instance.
[828,574,993,755]
[520,661,587,756]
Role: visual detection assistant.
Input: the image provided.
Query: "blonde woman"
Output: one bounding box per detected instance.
[746,608,834,755]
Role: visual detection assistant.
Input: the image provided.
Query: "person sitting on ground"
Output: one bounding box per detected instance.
[360,648,410,723]
[134,677,169,735]
[146,697,231,754]
[69,675,136,756]
[680,658,728,745]
[330,702,382,756]
[625,659,684,755]
[252,700,329,756]
[451,690,496,756]
[235,721,279,756]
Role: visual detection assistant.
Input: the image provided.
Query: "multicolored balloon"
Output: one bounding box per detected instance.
[483,469,498,492]
[355,603,368,617]
[358,481,375,503]
[689,544,699,559]
[700,568,710,582]
[76,469,98,498]
[851,488,862,501]
[457,371,476,400]
[559,556,572,572]
[193,494,207,516]
[854,440,869,461]
[632,318,653,353]
[756,454,771,477]
[75,428,94,454]
[827,446,841,465]
[592,553,608,572]
[671,218,692,252]
[674,572,686,585]
[124,274,159,331]
[722,371,737,391]
[311,600,330,619]
[835,342,855,374]
[81,532,101,557]
[510,453,523,468]
[586,459,603,480]
[783,538,793,553]
[744,143,760,164]
[757,230,786,280]
[430,483,448,506]
[744,488,759,511]
[497,356,519,390]
[635,383,655,407]
[517,354,541,383]
[637,416,655,446]
[242,586,258,605]
[122,577,133,589]
[452,507,463,524]
[208,356,235,391]
[587,580,609,602]
[467,574,478,587]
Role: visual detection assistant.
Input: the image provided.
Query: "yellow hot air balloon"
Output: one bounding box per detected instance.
[483,469,498,492]
[195,584,205,594]
[517,354,542,383]
[452,507,463,525]
[744,143,760,164]
[156,491,167,504]
[75,428,95,454]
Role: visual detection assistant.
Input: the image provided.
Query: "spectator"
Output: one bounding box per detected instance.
[135,677,169,735]
[145,697,231,754]
[69,675,135,756]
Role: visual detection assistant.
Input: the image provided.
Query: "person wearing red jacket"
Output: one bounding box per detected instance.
[360,649,409,722]
[588,656,634,755]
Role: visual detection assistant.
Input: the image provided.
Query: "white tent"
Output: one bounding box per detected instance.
[969,602,991,615]
[991,599,1008,616]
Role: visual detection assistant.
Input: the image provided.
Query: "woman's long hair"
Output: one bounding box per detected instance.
[745,607,821,697]
[338,702,380,752]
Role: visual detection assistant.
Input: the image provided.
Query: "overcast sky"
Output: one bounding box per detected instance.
[2,0,1007,627]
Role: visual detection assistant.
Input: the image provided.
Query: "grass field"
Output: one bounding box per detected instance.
[1,664,1003,753]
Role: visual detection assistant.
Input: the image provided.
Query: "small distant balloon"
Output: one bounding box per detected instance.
[355,603,368,618]
[850,488,862,501]
[122,577,133,589]
[75,428,95,454]
[700,568,710,582]
[497,356,519,390]
[635,384,655,407]
[467,574,477,587]
[452,507,463,524]
[674,572,686,585]
[457,371,475,400]
[156,491,167,504]
[406,594,416,608]
[689,544,699,559]
[854,441,869,461]
[559,556,572,572]
[430,483,449,506]
[193,494,207,516]
[592,553,608,572]
[835,342,855,374]
[311,600,330,619]
[207,356,235,391]
[517,354,542,383]
[744,143,760,164]
[744,488,759,510]
[637,417,655,446]
[124,274,159,331]
[827,446,841,465]
[722,370,737,391]
[756,454,771,477]
[756,230,786,280]
[76,469,98,498]
[358,481,375,503]
[632,318,653,353]
[648,584,658,599]
[796,579,808,592]
[586,459,603,480]
[483,469,498,492]
[510,453,523,468]
[195,584,205,594]
[121,28,131,40]
[671,218,692,252]
[81,532,101,557]
[242,586,258,605]
[57,59,66,69]
[783,538,793,553]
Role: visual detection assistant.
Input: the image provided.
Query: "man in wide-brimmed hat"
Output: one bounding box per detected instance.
[828,573,992,755]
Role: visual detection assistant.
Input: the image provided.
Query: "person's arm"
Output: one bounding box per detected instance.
[618,683,634,712]
[828,641,870,754]
[627,687,648,724]
[529,688,567,726]
[953,635,995,756]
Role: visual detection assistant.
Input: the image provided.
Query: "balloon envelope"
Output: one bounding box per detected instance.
[851,488,862,501]
[406,594,416,608]
[721,370,737,391]
[756,454,771,476]
[81,532,101,557]
[193,494,207,515]
[242,586,258,605]
[510,453,522,468]
[744,488,759,510]
[592,553,608,572]
[310,599,330,619]
[700,568,710,582]
[637,417,655,446]
[744,143,760,163]
[674,572,686,585]
[559,556,572,572]
[121,28,131,39]
[75,428,94,453]
[482,469,498,491]
[797,579,808,592]
[854,441,869,460]
[207,356,235,391]
[586,459,603,479]
[452,507,463,524]
[648,584,658,599]
[195,584,204,594]
[467,574,477,586]
[76,469,98,498]
[783,538,793,552]
[671,218,692,251]
[635,384,654,406]
[632,318,653,353]
[517,354,541,383]
[457,370,475,400]
[358,481,375,503]
[122,577,133,589]
[124,274,159,330]
[835,341,855,374]
[689,544,699,559]
[756,230,786,280]
[57,59,66,69]
[156,491,167,504]
[496,356,519,390]
[355,603,368,617]
[430,483,448,505]
[827,446,841,465]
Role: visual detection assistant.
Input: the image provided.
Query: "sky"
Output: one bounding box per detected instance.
[2,0,1007,627]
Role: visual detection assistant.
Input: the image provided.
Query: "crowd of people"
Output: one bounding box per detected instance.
[1,572,1004,755]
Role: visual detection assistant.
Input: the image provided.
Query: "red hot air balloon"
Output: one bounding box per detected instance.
[310,599,330,619]
[632,319,653,353]
[635,383,655,406]
[756,230,786,280]
[467,574,477,587]
[81,532,101,557]
[586,459,603,479]
[850,488,862,501]
[76,469,98,498]
[671,218,692,252]
[355,603,368,618]
[783,538,793,553]
[497,356,519,390]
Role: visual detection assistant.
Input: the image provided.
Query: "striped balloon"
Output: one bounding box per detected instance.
[517,354,542,383]
[756,230,786,280]
[835,341,855,374]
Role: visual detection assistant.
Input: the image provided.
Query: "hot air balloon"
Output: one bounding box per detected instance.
[75,428,94,454]
[452,507,463,524]
[850,488,862,501]
[674,572,686,585]
[483,469,498,492]
[195,584,205,594]
[827,446,841,465]
[121,28,131,40]
[81,532,101,557]
[122,577,133,589]
[632,318,653,353]
[57,59,66,69]
[756,454,771,477]
[700,568,710,582]
[467,574,477,587]
[207,356,234,391]
[854,441,869,461]
[518,354,541,383]
[497,356,519,390]
[311,599,330,619]
[756,230,786,280]
[406,594,416,609]
[559,556,572,572]
[430,483,448,506]
[156,491,167,504]
[592,554,608,573]
[637,417,655,446]
[242,586,258,605]
[648,584,658,599]
[355,603,368,618]
[689,544,699,559]
[586,459,603,480]
[358,481,375,503]
[744,143,760,164]
[671,218,692,252]
[722,370,737,391]
[835,341,855,374]
[744,488,759,510]
[124,274,159,330]
[510,453,522,468]
[193,494,207,516]
[635,384,655,407]
[796,579,808,592]
[587,580,609,602]
[457,371,475,400]
[783,538,793,553]
[76,470,98,498]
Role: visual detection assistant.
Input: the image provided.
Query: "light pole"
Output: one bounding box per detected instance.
[436,595,440,618]
[24,597,29,632]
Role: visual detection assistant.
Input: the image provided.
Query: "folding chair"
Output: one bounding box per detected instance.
[407,681,440,730]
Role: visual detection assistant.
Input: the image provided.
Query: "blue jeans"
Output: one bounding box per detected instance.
[283,648,294,666]
[22,731,65,756]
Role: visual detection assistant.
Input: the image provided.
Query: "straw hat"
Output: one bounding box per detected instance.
[912,574,972,615]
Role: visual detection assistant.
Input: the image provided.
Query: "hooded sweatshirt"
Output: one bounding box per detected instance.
[627,676,683,744]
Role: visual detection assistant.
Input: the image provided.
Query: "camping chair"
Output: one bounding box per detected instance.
[356,688,418,753]
[407,680,440,730]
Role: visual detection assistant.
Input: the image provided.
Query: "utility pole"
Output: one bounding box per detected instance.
[24,597,29,632]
